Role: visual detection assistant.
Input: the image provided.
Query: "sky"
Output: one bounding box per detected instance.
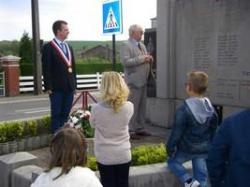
[0,0,156,41]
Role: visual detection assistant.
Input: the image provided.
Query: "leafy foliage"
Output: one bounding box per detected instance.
[68,109,94,138]
[20,61,124,76]
[67,40,124,51]
[86,156,98,171]
[0,40,19,56]
[11,121,24,140]
[81,118,94,138]
[131,144,167,166]
[37,115,51,135]
[0,125,8,143]
[26,120,38,137]
[19,31,32,64]
[41,115,51,132]
[0,116,167,171]
[0,116,51,142]
[19,63,33,76]
[0,121,24,142]
[86,144,167,171]
[77,57,113,64]
[75,63,123,74]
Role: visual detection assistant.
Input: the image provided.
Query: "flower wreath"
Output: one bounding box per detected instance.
[66,109,94,138]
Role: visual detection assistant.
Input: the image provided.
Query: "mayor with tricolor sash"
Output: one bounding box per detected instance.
[42,20,76,134]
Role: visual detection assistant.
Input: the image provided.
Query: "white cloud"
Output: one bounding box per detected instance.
[0,0,156,41]
[0,0,31,40]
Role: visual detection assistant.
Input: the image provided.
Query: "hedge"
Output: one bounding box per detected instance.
[0,116,51,143]
[0,115,96,142]
[19,63,124,76]
[20,63,33,76]
[86,144,167,171]
[0,116,167,170]
[76,63,123,74]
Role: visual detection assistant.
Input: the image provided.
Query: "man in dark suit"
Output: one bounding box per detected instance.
[120,24,153,139]
[207,109,250,187]
[42,20,76,133]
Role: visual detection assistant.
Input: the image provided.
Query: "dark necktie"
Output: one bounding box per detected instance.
[138,43,142,51]
[61,43,67,54]
[60,43,68,57]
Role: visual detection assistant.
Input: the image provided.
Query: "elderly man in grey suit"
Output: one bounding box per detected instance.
[120,24,154,139]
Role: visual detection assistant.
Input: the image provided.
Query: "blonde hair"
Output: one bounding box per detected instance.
[101,71,129,112]
[187,71,208,95]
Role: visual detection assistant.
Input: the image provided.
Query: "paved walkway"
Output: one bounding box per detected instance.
[29,123,171,169]
[0,91,100,122]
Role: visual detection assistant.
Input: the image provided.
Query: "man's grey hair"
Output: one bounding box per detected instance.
[129,24,143,36]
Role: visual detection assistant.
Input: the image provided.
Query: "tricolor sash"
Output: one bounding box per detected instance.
[50,39,72,72]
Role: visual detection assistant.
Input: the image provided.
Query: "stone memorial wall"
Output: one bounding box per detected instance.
[175,0,250,107]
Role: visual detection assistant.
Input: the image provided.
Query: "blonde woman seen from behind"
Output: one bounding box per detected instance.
[90,71,134,187]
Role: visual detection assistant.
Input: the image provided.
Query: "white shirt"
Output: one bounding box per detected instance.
[31,166,102,187]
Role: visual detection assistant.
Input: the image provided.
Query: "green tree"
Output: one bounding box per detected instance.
[0,40,19,56]
[11,40,19,55]
[19,31,32,64]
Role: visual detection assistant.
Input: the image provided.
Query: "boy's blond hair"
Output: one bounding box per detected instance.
[187,71,208,95]
[100,71,129,112]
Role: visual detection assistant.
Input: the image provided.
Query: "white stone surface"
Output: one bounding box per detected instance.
[0,152,38,187]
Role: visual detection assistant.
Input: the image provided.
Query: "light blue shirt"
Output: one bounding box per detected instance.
[54,37,68,54]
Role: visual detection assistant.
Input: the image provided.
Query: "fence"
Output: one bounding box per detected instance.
[0,72,5,96]
[19,72,102,92]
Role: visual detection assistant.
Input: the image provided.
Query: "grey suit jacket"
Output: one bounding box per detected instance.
[120,39,150,88]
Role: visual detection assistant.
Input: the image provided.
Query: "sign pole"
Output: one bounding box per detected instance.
[31,0,43,95]
[102,0,122,71]
[112,34,116,71]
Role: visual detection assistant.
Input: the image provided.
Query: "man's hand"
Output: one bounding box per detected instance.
[46,90,52,95]
[144,55,154,63]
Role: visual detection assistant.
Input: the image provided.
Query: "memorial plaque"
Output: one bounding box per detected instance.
[217,35,238,67]
[192,36,211,70]
[175,0,250,107]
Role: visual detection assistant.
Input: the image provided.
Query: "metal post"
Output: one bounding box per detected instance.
[112,34,116,71]
[31,0,43,95]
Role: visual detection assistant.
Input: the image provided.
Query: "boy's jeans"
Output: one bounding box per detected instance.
[167,151,208,187]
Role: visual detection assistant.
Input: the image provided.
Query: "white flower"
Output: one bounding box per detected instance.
[71,116,79,124]
[68,109,91,127]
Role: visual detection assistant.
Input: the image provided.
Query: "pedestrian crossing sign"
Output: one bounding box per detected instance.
[102,0,123,34]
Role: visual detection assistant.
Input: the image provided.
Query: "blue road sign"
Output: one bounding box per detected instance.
[102,0,123,34]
